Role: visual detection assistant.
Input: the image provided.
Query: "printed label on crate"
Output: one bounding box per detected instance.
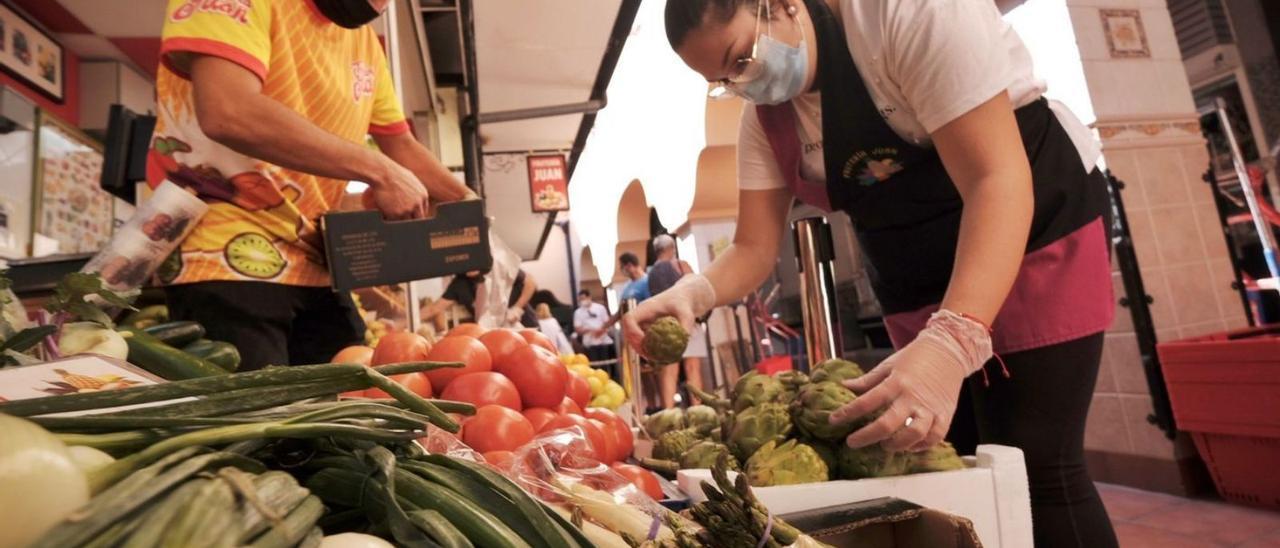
[0,356,189,415]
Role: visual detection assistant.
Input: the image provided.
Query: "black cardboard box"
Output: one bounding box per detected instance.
[321,200,491,290]
[782,498,982,548]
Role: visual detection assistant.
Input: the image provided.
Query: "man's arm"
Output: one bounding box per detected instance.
[511,272,536,310]
[189,56,429,220]
[420,297,457,323]
[373,132,474,204]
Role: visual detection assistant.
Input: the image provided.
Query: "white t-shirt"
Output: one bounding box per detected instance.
[738,0,1100,190]
[573,302,614,347]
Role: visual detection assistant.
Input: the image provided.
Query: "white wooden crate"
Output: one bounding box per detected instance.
[676,444,1032,548]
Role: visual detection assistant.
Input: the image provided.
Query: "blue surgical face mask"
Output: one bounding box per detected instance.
[733,32,808,105]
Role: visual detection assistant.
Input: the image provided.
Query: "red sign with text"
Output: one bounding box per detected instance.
[527,154,570,212]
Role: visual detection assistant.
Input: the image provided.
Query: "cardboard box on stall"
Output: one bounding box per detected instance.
[783,497,982,548]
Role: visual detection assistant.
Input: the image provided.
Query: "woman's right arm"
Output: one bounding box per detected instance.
[622,187,791,347]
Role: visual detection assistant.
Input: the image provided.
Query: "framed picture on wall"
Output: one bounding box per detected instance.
[0,1,64,102]
[34,112,112,255]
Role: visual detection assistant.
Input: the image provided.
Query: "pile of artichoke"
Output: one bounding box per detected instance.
[638,358,968,488]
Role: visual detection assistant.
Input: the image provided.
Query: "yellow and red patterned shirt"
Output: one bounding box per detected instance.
[151,0,409,286]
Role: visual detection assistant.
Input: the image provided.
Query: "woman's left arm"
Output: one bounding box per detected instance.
[933,91,1033,325]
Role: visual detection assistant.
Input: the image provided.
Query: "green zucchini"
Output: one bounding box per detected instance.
[119,305,169,329]
[120,328,228,380]
[394,469,530,548]
[142,321,206,347]
[182,339,241,371]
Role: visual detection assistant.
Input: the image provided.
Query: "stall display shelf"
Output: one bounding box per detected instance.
[677,444,1032,548]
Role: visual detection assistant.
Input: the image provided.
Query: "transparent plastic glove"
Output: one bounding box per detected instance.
[505,307,524,325]
[622,274,717,351]
[829,310,993,452]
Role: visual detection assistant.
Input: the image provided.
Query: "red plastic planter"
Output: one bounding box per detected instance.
[1157,326,1280,508]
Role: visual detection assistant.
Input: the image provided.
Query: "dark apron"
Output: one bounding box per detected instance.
[759,0,1109,315]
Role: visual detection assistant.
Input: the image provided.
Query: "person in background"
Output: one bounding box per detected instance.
[574,290,615,365]
[618,252,651,303]
[536,303,574,354]
[646,235,708,408]
[422,269,539,328]
[152,0,472,370]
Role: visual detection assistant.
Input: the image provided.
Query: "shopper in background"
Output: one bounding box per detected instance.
[423,269,540,328]
[151,0,473,370]
[536,303,574,354]
[646,235,708,408]
[618,252,651,303]
[574,290,615,364]
[627,0,1119,545]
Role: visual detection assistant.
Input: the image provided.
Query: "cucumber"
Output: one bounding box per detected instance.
[119,328,228,380]
[182,339,241,372]
[143,321,206,347]
[119,305,169,329]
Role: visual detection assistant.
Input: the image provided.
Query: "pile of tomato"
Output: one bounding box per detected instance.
[332,324,662,500]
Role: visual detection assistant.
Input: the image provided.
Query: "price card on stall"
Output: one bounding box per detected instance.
[0,356,186,416]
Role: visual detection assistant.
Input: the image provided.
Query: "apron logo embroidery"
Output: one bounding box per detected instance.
[842,147,904,186]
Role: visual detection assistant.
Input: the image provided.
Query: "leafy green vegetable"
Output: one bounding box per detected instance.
[45,272,138,328]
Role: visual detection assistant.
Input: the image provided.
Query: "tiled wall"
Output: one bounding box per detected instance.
[1062,0,1249,488]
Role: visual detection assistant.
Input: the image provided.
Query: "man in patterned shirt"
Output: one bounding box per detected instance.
[152,0,471,369]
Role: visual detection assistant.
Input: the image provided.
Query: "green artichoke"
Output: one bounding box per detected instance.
[654,428,703,461]
[774,370,810,404]
[731,372,785,412]
[792,381,859,442]
[801,439,839,474]
[685,405,720,432]
[810,359,865,385]
[728,402,793,462]
[745,440,830,487]
[836,443,911,480]
[680,440,740,471]
[642,317,689,364]
[644,408,686,438]
[907,442,966,474]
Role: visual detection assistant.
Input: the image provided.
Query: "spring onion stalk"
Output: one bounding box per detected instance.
[0,414,90,548]
[363,369,458,432]
[67,445,115,473]
[351,398,477,416]
[36,415,260,430]
[546,505,630,548]
[246,495,325,548]
[87,422,423,493]
[106,378,368,418]
[559,482,674,542]
[56,430,164,453]
[0,361,461,417]
[318,533,398,548]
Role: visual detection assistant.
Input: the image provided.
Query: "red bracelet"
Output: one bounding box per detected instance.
[953,311,994,334]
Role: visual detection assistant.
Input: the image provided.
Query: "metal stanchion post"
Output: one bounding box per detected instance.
[792,217,843,368]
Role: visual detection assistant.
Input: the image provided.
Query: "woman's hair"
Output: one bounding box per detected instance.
[535,302,552,320]
[665,0,754,50]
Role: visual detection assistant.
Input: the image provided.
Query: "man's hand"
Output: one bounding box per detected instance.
[367,157,431,220]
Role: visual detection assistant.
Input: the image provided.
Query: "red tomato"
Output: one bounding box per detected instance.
[554,397,583,416]
[479,329,529,373]
[331,345,374,366]
[610,463,664,500]
[440,372,522,410]
[586,407,633,463]
[424,336,492,390]
[540,413,607,461]
[450,323,488,339]
[483,450,516,470]
[565,373,591,410]
[371,332,432,366]
[519,329,557,353]
[502,345,568,409]
[587,418,617,465]
[522,408,560,432]
[463,405,535,453]
[366,372,433,399]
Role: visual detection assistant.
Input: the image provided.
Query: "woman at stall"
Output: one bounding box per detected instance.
[624,0,1118,545]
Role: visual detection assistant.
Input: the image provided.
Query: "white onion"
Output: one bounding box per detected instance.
[58,322,129,360]
[67,445,115,474]
[318,533,397,548]
[0,414,90,548]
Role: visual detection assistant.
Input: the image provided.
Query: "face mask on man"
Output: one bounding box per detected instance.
[313,0,384,28]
